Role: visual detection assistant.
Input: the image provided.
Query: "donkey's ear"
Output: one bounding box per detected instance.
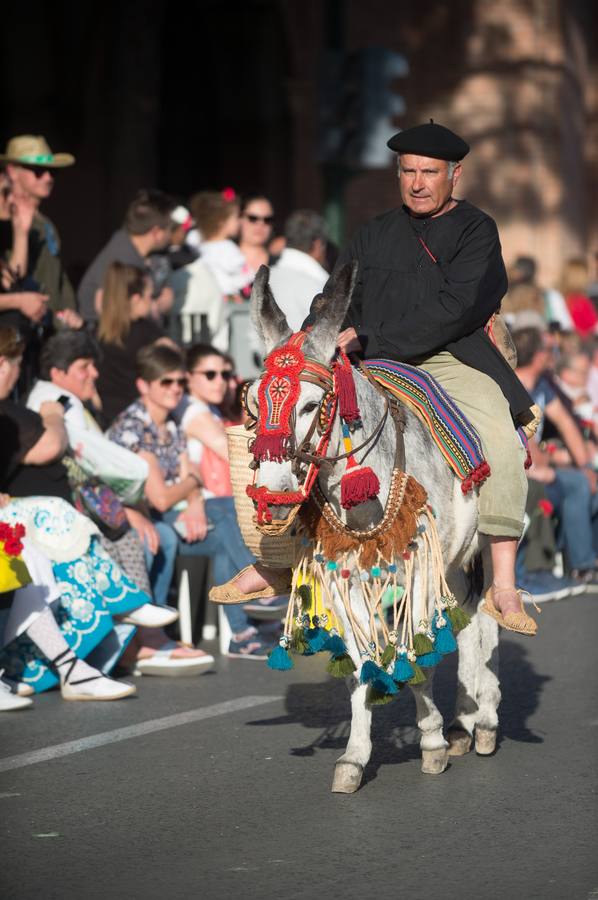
[304,262,358,363]
[250,265,292,353]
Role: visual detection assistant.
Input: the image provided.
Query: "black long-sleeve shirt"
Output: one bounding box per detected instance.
[338,200,532,419]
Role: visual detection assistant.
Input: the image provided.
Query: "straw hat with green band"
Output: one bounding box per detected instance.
[0,135,75,167]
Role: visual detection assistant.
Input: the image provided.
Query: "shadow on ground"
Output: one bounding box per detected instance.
[248,635,550,782]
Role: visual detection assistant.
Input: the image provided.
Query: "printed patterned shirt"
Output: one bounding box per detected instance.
[108,399,186,485]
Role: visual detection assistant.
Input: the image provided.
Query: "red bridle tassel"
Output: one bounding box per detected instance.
[334,352,361,423]
[340,458,380,509]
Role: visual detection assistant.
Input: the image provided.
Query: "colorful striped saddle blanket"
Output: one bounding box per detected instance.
[364,359,491,494]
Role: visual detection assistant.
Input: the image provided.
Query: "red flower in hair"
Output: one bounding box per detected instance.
[12,523,25,539]
[221,187,236,202]
[0,523,11,541]
[538,499,554,518]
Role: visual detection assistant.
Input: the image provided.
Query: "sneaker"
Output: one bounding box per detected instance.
[242,595,289,618]
[0,675,33,711]
[226,636,274,660]
[119,603,179,628]
[570,569,598,593]
[518,571,581,604]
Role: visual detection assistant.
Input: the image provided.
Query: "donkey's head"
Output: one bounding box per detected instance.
[247,264,357,522]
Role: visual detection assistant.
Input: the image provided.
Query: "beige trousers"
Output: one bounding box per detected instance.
[417,352,528,538]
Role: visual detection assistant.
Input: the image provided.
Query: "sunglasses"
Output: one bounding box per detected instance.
[23,166,53,179]
[191,369,233,381]
[159,377,187,388]
[244,214,274,225]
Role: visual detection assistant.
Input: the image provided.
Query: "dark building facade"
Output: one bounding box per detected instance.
[1,0,596,288]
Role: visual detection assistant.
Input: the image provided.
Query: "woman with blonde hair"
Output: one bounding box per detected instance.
[95,261,164,423]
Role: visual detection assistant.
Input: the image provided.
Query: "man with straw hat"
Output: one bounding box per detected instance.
[0,135,77,315]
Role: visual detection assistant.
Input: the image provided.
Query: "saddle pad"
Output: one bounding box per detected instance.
[364,359,490,493]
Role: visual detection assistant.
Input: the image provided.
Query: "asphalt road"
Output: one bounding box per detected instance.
[1,593,597,900]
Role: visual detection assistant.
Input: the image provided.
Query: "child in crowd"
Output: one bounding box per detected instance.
[189,189,253,350]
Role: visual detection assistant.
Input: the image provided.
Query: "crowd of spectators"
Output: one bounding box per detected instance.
[1,131,597,710]
[0,133,334,710]
[503,253,598,602]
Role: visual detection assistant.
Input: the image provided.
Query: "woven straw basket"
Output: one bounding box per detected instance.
[227,425,297,568]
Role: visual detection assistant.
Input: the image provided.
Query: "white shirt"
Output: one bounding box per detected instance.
[199,240,253,296]
[169,257,224,344]
[27,379,89,432]
[269,248,329,331]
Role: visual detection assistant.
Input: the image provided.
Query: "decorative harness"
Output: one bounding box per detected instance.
[245,331,385,529]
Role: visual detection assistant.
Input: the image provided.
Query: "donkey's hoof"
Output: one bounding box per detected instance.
[421,747,449,775]
[447,727,473,757]
[331,762,363,793]
[475,727,497,756]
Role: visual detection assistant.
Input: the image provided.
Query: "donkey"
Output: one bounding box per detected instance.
[249,265,500,793]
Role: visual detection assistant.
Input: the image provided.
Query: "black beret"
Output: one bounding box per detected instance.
[387,121,469,160]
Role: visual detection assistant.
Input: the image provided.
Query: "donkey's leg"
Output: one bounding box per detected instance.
[447,612,480,756]
[411,673,449,775]
[332,677,372,793]
[330,582,372,794]
[473,607,500,755]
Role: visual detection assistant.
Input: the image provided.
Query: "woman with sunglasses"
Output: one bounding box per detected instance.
[238,195,276,277]
[182,344,234,495]
[110,342,284,659]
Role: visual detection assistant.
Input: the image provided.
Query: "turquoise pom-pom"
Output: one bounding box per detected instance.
[267,644,294,670]
[371,566,381,578]
[360,660,398,695]
[435,624,457,654]
[393,653,414,683]
[360,660,380,684]
[326,560,337,571]
[305,626,328,653]
[372,669,399,695]
[324,633,347,657]
[417,650,442,667]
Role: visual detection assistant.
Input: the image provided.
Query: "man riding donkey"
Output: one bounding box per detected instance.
[212,121,538,638]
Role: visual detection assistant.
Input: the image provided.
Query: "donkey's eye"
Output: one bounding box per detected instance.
[301,401,319,415]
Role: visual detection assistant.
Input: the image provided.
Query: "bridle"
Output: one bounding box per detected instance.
[244,333,390,531]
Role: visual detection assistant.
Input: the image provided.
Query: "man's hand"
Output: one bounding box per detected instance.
[18,292,49,322]
[56,309,84,330]
[337,327,362,355]
[125,508,160,555]
[176,498,208,542]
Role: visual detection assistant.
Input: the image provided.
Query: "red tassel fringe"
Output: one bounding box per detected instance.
[252,433,288,462]
[460,461,491,494]
[334,355,361,423]
[340,465,381,509]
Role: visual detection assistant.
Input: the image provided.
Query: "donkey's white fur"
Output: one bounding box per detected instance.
[250,266,499,791]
